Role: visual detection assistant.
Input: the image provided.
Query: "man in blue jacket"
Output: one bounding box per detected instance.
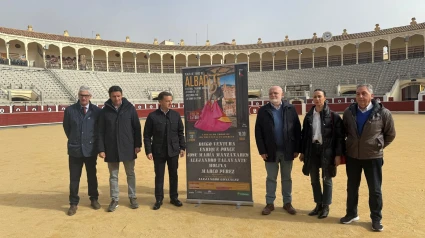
[255,86,301,215]
[63,86,101,216]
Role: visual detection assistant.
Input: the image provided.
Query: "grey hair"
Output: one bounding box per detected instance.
[78,85,93,96]
[357,84,374,94]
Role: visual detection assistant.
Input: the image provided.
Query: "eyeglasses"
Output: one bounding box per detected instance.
[79,94,91,98]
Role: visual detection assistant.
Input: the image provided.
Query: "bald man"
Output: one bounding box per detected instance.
[255,86,301,215]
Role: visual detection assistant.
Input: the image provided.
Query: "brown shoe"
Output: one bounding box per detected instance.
[283,203,296,215]
[67,204,78,216]
[262,204,275,215]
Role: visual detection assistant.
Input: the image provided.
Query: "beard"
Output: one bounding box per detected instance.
[270,98,281,104]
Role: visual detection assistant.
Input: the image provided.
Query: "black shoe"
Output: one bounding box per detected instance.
[90,199,101,210]
[340,214,360,224]
[108,200,119,212]
[170,199,183,207]
[318,205,329,219]
[308,204,322,216]
[153,201,163,210]
[372,221,384,232]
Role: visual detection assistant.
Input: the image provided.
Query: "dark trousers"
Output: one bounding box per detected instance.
[69,156,99,205]
[310,143,333,205]
[346,156,383,221]
[154,155,179,201]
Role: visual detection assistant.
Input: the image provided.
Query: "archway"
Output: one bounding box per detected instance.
[343,44,356,65]
[136,52,148,73]
[175,54,186,73]
[163,53,174,73]
[287,50,298,70]
[8,39,27,66]
[122,51,135,72]
[187,54,198,67]
[27,42,44,68]
[249,53,260,71]
[62,46,76,70]
[78,48,92,71]
[149,53,161,73]
[93,49,107,71]
[300,48,313,69]
[328,45,341,67]
[108,50,121,72]
[314,47,327,68]
[262,52,273,71]
[200,54,210,66]
[390,37,405,61]
[274,50,285,70]
[212,54,222,65]
[374,39,388,62]
[358,42,373,64]
[408,34,424,58]
[223,54,235,64]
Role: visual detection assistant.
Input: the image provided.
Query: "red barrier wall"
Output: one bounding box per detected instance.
[0,111,65,126]
[333,98,346,104]
[0,101,419,127]
[419,101,425,112]
[294,104,302,115]
[0,109,185,127]
[0,106,10,114]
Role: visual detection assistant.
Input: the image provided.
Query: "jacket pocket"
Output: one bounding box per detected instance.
[376,135,384,152]
[170,121,178,132]
[171,138,179,151]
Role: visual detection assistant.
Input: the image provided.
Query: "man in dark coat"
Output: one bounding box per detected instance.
[63,86,101,216]
[299,89,345,219]
[340,84,395,232]
[98,86,142,212]
[255,86,301,215]
[144,91,186,210]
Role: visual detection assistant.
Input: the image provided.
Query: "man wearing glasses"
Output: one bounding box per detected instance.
[63,86,102,216]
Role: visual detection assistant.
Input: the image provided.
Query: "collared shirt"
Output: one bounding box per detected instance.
[312,109,322,144]
[358,101,373,113]
[271,101,282,110]
[80,104,89,114]
[160,107,169,116]
[113,103,121,111]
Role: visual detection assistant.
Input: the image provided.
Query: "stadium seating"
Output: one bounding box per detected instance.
[0,66,72,102]
[1,57,424,104]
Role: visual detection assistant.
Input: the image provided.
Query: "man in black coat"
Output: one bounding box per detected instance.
[143,91,186,210]
[63,86,101,216]
[255,86,301,215]
[98,86,142,212]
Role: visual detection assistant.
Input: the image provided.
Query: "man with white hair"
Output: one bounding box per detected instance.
[63,86,102,216]
[255,86,301,215]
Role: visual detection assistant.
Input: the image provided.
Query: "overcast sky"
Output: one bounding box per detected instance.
[2,0,424,45]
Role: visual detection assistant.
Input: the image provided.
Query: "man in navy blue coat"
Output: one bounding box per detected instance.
[63,86,101,216]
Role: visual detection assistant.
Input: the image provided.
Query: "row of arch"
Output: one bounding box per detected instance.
[0,34,424,73]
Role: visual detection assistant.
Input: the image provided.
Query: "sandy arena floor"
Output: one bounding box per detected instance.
[0,114,424,238]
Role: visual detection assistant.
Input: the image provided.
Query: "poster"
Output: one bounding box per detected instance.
[183,63,253,206]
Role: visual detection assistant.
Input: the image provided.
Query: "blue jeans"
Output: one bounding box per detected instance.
[265,151,293,204]
[310,165,333,205]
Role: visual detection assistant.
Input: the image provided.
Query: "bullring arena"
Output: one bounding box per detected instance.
[0,17,425,237]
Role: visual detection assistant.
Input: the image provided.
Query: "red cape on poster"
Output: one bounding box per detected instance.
[194,101,231,132]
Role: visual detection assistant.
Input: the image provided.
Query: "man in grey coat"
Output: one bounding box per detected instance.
[63,86,101,216]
